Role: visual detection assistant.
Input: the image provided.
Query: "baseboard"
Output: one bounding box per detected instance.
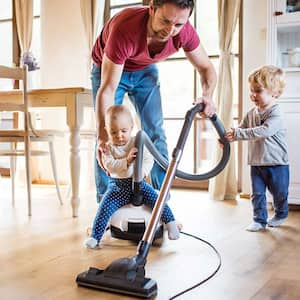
[32,179,68,185]
[240,193,251,199]
[0,167,10,177]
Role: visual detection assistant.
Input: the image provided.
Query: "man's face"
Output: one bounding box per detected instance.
[149,2,191,41]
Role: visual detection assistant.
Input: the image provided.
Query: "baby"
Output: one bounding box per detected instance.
[85,104,181,248]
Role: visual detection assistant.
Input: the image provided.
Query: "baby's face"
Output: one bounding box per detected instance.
[106,114,133,146]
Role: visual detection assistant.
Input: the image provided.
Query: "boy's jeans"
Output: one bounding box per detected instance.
[91,64,168,201]
[251,165,289,226]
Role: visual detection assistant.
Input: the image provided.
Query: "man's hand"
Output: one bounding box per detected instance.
[126,147,138,166]
[96,137,109,175]
[193,96,216,118]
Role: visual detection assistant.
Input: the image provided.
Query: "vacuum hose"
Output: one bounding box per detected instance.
[132,103,230,206]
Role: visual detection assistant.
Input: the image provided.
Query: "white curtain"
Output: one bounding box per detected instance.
[14,0,41,180]
[209,0,241,201]
[80,0,105,71]
[14,0,38,71]
[14,0,33,55]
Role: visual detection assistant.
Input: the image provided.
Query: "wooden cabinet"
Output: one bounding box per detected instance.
[267,0,300,204]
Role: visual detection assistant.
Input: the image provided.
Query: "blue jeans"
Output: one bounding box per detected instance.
[91,64,168,201]
[250,165,289,226]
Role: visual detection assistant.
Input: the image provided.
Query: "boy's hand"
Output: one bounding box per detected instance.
[127,147,138,165]
[224,128,235,142]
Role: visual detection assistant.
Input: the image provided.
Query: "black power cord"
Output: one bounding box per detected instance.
[168,231,222,300]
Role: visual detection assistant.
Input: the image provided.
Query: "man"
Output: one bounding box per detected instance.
[91,0,217,202]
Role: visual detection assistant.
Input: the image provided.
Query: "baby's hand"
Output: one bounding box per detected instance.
[127,147,138,165]
[225,128,235,142]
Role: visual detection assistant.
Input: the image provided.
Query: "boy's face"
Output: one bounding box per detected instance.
[148,2,190,42]
[249,85,275,110]
[106,114,133,146]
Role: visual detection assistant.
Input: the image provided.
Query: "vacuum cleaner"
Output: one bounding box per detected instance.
[109,128,170,243]
[76,103,230,298]
[109,114,227,243]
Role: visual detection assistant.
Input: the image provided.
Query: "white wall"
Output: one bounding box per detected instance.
[37,0,92,183]
[241,0,267,194]
[40,0,89,88]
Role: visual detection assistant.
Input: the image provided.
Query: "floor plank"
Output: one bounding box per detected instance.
[1,177,300,300]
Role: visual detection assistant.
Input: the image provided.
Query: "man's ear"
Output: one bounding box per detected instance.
[149,1,155,17]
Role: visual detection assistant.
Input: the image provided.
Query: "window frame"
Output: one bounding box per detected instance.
[105,0,243,190]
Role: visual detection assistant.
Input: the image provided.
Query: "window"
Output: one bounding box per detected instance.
[106,0,241,189]
[0,0,41,173]
[0,0,13,89]
[32,0,41,64]
[31,0,41,88]
[0,0,41,88]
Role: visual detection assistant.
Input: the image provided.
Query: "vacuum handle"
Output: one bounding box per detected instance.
[173,103,204,157]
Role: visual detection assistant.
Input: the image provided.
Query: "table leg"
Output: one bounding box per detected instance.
[66,91,92,217]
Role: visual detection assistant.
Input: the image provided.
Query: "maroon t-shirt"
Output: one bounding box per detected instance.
[92,6,200,71]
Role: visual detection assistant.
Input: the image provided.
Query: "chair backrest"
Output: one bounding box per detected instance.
[0,65,29,131]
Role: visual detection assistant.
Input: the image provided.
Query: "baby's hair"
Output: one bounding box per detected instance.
[105,104,134,127]
[248,65,286,97]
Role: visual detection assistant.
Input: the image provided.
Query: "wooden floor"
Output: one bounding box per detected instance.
[1,177,300,300]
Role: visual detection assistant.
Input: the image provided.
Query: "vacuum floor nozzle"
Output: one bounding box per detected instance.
[76,257,157,299]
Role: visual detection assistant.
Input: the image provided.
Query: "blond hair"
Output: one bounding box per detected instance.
[248,65,286,97]
[105,104,134,128]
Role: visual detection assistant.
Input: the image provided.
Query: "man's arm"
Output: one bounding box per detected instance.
[185,44,217,117]
[95,54,124,163]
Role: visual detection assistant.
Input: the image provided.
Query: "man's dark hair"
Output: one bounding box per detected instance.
[152,0,194,16]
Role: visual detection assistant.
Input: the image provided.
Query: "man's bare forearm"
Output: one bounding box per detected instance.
[96,88,114,141]
[199,63,217,100]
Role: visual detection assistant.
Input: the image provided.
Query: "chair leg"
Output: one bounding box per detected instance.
[10,142,18,206]
[66,183,71,199]
[10,155,16,206]
[24,136,32,216]
[48,141,63,205]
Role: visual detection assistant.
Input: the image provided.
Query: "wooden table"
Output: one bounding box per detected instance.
[0,87,93,217]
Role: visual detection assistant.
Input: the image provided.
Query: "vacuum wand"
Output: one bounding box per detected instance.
[135,104,206,262]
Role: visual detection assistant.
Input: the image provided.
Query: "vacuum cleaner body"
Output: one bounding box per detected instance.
[110,204,164,242]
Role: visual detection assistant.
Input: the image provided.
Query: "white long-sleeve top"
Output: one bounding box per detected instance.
[102,136,154,178]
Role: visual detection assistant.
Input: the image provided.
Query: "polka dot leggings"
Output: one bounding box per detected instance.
[91,178,175,242]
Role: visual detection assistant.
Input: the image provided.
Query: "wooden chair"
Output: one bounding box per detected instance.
[0,64,63,216]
